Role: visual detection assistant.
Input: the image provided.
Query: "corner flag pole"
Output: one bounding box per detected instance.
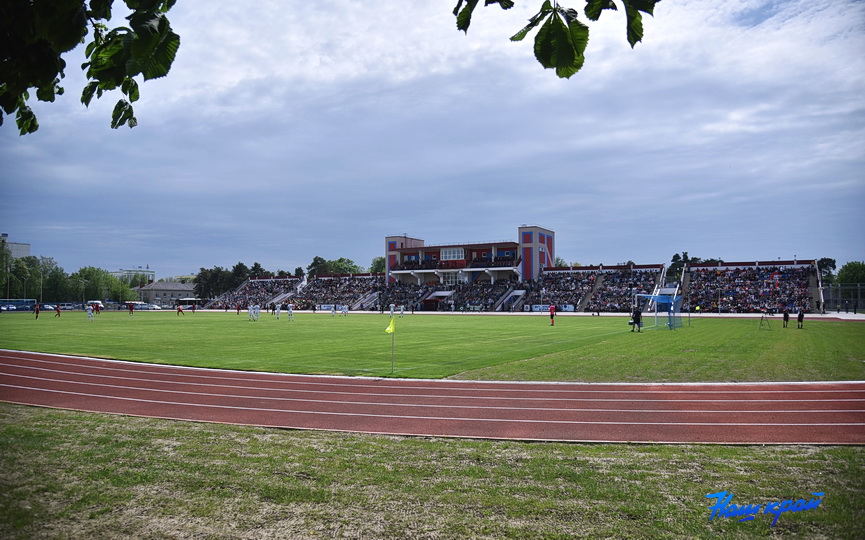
[385,317,395,374]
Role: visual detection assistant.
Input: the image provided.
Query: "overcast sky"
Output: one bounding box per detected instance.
[2,0,863,278]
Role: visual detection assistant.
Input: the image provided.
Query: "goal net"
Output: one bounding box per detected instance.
[637,293,684,330]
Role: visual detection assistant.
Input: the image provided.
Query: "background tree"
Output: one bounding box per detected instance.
[229,262,249,289]
[69,266,113,302]
[248,262,272,279]
[294,267,305,279]
[0,239,12,298]
[329,258,362,275]
[39,257,69,302]
[306,256,329,279]
[194,266,232,300]
[1,0,180,134]
[369,257,386,274]
[554,256,568,267]
[836,262,865,285]
[8,257,33,299]
[818,257,837,284]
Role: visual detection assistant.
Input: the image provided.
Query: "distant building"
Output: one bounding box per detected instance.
[385,225,554,286]
[110,267,156,285]
[136,281,195,306]
[1,233,30,259]
[162,275,196,283]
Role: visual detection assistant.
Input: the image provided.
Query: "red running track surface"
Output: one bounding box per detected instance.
[2,350,864,444]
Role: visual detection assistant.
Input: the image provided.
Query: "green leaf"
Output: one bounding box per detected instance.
[568,16,590,57]
[585,0,618,21]
[454,0,480,33]
[137,30,179,80]
[110,99,135,129]
[16,104,39,135]
[121,78,140,102]
[88,0,113,20]
[35,80,61,103]
[622,0,660,48]
[624,3,644,47]
[81,81,99,106]
[534,13,574,69]
[627,0,659,17]
[510,2,555,42]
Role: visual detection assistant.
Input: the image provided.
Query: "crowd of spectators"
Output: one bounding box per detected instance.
[208,278,300,310]
[686,266,812,313]
[374,281,436,312]
[468,256,519,268]
[584,269,659,313]
[446,279,517,311]
[392,256,519,272]
[522,271,598,308]
[202,265,815,315]
[292,276,384,310]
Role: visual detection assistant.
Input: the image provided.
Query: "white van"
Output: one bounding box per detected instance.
[59,303,75,310]
[86,300,104,309]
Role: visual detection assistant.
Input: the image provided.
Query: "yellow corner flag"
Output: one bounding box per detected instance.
[385,318,395,333]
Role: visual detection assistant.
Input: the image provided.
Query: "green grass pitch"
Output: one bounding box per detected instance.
[1,310,862,381]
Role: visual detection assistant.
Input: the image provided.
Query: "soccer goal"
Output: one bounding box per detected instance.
[637,292,684,330]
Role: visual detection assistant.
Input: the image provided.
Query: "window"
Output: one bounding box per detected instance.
[442,272,460,286]
[441,248,464,261]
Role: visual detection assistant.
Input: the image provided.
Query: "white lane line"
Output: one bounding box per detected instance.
[3,384,864,427]
[3,376,862,415]
[3,353,865,395]
[2,368,864,404]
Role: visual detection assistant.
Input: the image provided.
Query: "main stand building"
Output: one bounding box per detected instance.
[385,225,554,286]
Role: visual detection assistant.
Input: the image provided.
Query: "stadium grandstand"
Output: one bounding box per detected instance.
[202,226,822,316]
[206,276,301,310]
[684,260,817,314]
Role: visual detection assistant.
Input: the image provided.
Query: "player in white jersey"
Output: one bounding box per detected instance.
[86,304,94,321]
[287,303,294,321]
[276,303,281,319]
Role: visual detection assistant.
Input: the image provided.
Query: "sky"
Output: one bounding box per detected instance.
[2,0,864,279]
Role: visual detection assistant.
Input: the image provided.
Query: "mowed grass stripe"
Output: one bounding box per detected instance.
[1,311,863,381]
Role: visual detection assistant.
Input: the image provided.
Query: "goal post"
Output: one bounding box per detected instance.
[637,293,684,330]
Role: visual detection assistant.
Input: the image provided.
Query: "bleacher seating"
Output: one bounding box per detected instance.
[686,264,812,313]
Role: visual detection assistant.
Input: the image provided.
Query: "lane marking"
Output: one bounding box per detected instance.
[3,368,864,404]
[4,384,864,427]
[3,356,864,396]
[3,376,862,415]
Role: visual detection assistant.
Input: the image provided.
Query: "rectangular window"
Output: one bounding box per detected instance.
[441,248,465,261]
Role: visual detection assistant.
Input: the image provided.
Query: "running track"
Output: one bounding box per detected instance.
[1,350,864,444]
